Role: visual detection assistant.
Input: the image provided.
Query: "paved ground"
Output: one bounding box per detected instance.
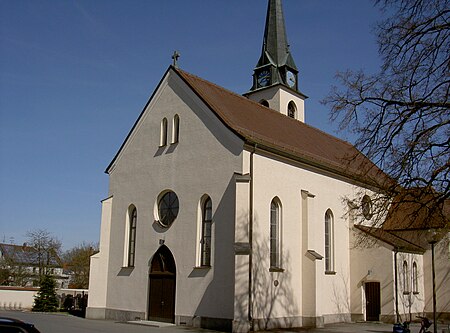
[1,310,449,333]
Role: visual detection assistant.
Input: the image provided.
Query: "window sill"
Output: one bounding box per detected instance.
[269,267,284,273]
[325,271,336,275]
[193,265,211,270]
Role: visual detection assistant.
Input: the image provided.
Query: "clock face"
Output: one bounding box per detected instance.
[286,71,296,88]
[257,70,271,87]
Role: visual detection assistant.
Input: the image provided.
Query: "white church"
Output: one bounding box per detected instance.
[87,1,449,331]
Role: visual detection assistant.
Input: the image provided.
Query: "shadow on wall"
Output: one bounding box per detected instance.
[192,177,237,332]
[331,271,351,322]
[424,237,450,319]
[235,211,299,331]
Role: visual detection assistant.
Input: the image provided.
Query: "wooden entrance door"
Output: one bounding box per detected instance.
[148,246,176,323]
[365,282,380,321]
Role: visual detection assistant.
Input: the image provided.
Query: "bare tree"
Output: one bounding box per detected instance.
[63,242,98,289]
[26,229,62,278]
[323,0,449,230]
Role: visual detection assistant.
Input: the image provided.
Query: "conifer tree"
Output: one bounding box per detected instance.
[32,274,59,312]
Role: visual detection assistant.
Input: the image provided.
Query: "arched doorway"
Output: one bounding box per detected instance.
[148,245,176,322]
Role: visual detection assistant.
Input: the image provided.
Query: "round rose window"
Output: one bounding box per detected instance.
[158,191,179,227]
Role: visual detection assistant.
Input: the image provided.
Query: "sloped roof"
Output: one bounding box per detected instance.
[383,188,449,231]
[174,67,391,187]
[354,225,427,254]
[0,243,61,267]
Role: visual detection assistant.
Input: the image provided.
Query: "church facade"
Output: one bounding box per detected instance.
[87,1,448,331]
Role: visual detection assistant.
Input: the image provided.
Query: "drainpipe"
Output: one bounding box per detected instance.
[248,144,256,331]
[394,249,400,323]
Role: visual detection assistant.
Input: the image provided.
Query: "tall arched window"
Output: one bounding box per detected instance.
[288,101,297,119]
[160,118,168,146]
[412,261,418,293]
[325,209,334,272]
[270,198,281,268]
[403,261,409,293]
[172,114,180,144]
[128,207,137,267]
[201,197,212,266]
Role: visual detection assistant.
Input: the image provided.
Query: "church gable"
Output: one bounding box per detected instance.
[106,67,244,176]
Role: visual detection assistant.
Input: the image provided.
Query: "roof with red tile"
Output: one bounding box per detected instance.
[174,67,391,187]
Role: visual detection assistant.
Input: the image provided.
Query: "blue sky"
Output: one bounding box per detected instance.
[0,0,384,250]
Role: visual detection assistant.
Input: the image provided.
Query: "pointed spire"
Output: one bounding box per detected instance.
[250,0,299,92]
[258,0,296,70]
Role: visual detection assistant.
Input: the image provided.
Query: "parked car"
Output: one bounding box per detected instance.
[0,317,42,333]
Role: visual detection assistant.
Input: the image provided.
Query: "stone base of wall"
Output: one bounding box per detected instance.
[252,316,303,331]
[323,313,352,325]
[302,316,324,328]
[86,308,360,333]
[85,307,145,321]
[177,315,232,332]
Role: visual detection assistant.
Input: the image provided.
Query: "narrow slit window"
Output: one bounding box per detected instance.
[270,198,281,268]
[128,207,137,267]
[160,118,168,146]
[325,209,334,272]
[172,114,179,144]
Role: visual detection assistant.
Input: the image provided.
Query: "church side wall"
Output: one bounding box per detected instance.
[93,71,244,327]
[423,235,450,320]
[249,152,357,328]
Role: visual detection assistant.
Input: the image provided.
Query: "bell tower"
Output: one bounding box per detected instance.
[245,0,307,122]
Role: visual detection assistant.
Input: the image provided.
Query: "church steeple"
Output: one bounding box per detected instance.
[245,0,307,122]
[250,0,298,92]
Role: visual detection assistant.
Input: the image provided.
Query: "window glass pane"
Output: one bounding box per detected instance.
[201,198,212,266]
[325,211,332,271]
[158,192,179,227]
[270,200,279,267]
[128,208,137,267]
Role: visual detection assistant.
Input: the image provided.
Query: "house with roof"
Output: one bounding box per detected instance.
[0,243,68,288]
[86,0,449,331]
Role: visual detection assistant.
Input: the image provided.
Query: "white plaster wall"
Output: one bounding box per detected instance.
[423,235,450,316]
[87,196,112,310]
[349,241,395,320]
[0,289,36,310]
[246,86,305,122]
[102,70,243,320]
[250,152,356,322]
[396,253,425,319]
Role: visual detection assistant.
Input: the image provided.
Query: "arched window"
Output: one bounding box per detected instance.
[288,101,297,119]
[260,99,269,107]
[325,209,334,272]
[361,195,373,220]
[270,198,281,268]
[128,207,137,267]
[201,197,212,266]
[172,114,179,144]
[403,261,409,293]
[160,118,168,146]
[412,262,418,293]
